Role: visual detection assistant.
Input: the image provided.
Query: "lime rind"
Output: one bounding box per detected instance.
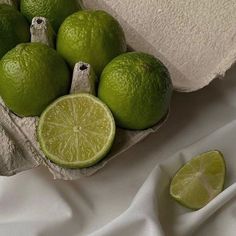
[21,0,81,32]
[0,0,18,8]
[37,93,116,169]
[169,150,226,210]
[98,52,172,130]
[56,10,127,74]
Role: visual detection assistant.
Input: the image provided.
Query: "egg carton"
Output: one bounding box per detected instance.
[2,0,235,179]
[0,16,168,180]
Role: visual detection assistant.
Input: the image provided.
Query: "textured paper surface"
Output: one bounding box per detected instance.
[0,102,41,176]
[83,0,236,91]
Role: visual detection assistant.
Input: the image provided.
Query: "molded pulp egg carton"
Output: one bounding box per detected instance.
[0,0,236,180]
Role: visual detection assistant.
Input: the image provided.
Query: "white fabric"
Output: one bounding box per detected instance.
[0,67,236,235]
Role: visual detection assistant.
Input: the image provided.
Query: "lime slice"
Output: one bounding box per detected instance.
[170,150,226,210]
[37,94,116,169]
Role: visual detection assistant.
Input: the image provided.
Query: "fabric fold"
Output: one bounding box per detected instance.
[88,120,236,236]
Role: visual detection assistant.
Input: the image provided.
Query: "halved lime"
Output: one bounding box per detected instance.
[170,150,226,210]
[37,94,116,169]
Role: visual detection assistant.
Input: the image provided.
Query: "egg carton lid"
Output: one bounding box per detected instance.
[83,0,236,92]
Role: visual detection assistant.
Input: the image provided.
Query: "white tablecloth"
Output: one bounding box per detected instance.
[1,65,236,236]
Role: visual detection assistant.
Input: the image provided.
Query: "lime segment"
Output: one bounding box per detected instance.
[170,150,226,210]
[37,94,116,169]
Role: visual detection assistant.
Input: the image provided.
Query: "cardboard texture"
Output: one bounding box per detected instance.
[83,0,236,91]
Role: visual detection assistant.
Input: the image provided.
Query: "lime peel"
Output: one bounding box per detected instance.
[57,10,127,74]
[0,0,17,7]
[0,4,30,58]
[98,52,172,130]
[21,0,80,32]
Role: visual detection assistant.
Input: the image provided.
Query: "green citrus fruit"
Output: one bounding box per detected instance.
[98,52,172,130]
[0,42,71,117]
[57,10,127,75]
[20,0,80,32]
[37,93,116,168]
[170,150,226,210]
[0,4,30,58]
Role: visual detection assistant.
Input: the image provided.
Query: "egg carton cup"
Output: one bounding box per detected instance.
[0,17,169,180]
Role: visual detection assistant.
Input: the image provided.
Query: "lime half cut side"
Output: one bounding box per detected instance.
[37,94,116,169]
[170,150,226,210]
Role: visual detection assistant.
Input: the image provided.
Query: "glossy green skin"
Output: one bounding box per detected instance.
[0,4,30,59]
[57,10,127,75]
[98,52,173,130]
[0,43,71,117]
[20,0,80,32]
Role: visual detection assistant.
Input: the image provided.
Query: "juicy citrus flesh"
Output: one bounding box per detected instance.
[0,42,71,117]
[0,4,30,58]
[57,10,127,75]
[37,94,116,169]
[98,52,172,130]
[170,150,226,210]
[20,0,80,32]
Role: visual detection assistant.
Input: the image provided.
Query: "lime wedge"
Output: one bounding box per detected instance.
[170,150,226,210]
[37,94,116,168]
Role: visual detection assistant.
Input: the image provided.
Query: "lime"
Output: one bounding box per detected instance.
[37,93,116,169]
[0,0,18,8]
[57,10,127,75]
[0,4,30,58]
[0,42,71,117]
[98,52,172,130]
[170,150,226,210]
[20,0,80,32]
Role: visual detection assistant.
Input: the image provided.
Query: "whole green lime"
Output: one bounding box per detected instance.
[20,0,80,32]
[0,4,30,59]
[98,52,173,130]
[0,42,71,117]
[57,10,127,75]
